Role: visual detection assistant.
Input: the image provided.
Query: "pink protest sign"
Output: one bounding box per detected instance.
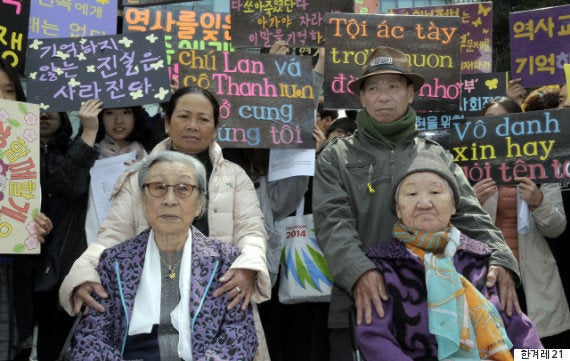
[0,99,41,255]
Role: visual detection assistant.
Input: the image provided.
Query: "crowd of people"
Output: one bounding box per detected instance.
[0,22,569,361]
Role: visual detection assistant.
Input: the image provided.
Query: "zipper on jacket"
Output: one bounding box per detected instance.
[192,260,219,331]
[114,259,130,354]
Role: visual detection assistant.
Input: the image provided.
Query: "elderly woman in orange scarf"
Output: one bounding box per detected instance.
[356,151,542,361]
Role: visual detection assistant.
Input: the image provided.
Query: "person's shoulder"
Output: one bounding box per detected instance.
[101,229,150,261]
[459,233,492,257]
[319,130,361,160]
[192,227,240,261]
[366,238,409,260]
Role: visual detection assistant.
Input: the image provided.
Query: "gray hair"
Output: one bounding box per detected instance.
[136,151,208,216]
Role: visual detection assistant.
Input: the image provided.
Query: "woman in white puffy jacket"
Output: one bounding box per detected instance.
[59,87,271,360]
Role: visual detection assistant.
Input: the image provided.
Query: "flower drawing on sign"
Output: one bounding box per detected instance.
[130,90,144,100]
[77,53,87,61]
[118,36,134,48]
[25,236,39,250]
[26,221,39,236]
[24,112,37,126]
[146,33,159,44]
[23,129,37,142]
[54,68,64,76]
[68,78,81,88]
[28,72,37,80]
[154,87,170,100]
[39,103,49,111]
[150,60,164,70]
[55,51,70,60]
[86,65,96,73]
[28,39,43,50]
[0,109,9,123]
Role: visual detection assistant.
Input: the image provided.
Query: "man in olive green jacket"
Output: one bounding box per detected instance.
[313,46,521,361]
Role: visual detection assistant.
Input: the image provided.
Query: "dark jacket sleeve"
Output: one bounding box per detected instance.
[47,137,98,202]
[313,149,377,294]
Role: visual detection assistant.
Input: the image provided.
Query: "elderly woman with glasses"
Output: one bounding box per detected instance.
[69,151,257,361]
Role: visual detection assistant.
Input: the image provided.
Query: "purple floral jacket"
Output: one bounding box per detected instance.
[356,234,542,361]
[70,227,257,361]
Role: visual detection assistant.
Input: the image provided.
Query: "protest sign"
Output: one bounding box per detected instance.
[415,71,510,130]
[355,0,377,14]
[120,0,187,7]
[178,50,316,149]
[123,7,233,65]
[230,0,353,48]
[0,0,30,74]
[390,2,493,74]
[25,31,171,112]
[0,99,41,254]
[324,13,461,113]
[28,0,117,39]
[459,72,510,118]
[450,108,570,185]
[509,4,570,88]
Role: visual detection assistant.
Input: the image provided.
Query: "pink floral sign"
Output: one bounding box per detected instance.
[0,99,41,254]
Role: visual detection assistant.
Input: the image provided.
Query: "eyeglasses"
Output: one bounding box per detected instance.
[144,182,198,198]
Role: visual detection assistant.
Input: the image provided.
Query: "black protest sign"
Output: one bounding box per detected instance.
[0,0,30,75]
[324,13,461,113]
[460,72,511,118]
[25,31,171,112]
[450,108,570,185]
[178,50,315,149]
[230,0,354,48]
[123,7,234,64]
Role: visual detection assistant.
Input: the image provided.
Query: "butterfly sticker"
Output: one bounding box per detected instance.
[28,39,44,51]
[485,78,498,90]
[146,33,159,44]
[154,87,170,100]
[118,36,134,48]
[130,90,144,100]
[478,3,491,17]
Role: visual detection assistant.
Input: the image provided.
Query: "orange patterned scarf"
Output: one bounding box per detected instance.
[393,221,513,360]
